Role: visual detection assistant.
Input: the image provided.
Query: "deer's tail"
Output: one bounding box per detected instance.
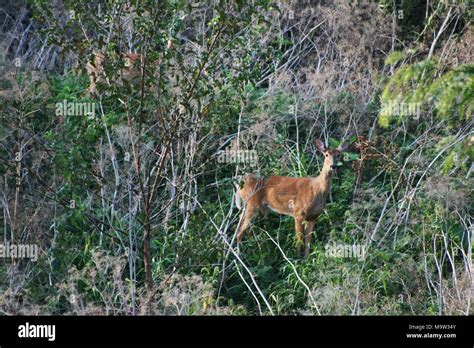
[234,176,243,210]
[235,189,242,210]
[234,174,259,210]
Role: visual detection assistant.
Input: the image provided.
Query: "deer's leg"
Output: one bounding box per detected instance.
[236,205,256,243]
[294,216,305,256]
[304,220,316,257]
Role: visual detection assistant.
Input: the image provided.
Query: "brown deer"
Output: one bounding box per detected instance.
[86,51,142,95]
[235,138,350,257]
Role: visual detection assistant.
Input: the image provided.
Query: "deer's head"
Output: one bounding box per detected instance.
[315,139,350,172]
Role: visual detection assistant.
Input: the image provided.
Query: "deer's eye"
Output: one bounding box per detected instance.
[325,154,328,157]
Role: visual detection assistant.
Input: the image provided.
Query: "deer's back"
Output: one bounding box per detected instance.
[241,175,325,218]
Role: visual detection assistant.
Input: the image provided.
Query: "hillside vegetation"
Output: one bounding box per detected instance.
[0,0,472,315]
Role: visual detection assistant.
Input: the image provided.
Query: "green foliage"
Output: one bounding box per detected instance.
[1,0,471,317]
[379,55,473,127]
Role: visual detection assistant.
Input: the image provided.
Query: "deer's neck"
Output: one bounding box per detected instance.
[314,165,334,197]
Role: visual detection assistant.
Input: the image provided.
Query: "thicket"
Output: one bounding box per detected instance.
[0,0,472,315]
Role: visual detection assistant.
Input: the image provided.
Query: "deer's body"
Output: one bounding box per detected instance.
[238,174,332,219]
[235,139,349,257]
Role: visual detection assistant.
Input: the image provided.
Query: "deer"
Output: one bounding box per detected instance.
[86,51,142,95]
[235,138,350,257]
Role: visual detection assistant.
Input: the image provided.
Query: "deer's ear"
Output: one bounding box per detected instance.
[337,140,350,152]
[315,139,326,153]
